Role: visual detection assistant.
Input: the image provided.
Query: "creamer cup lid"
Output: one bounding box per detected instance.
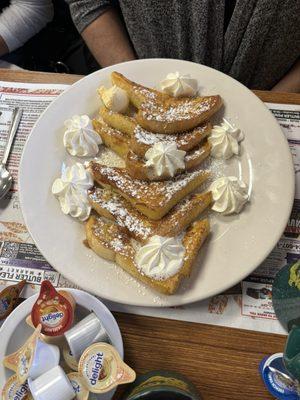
[26,314,66,347]
[63,345,79,371]
[3,325,42,384]
[78,343,136,393]
[59,290,76,310]
[31,281,74,337]
[1,374,33,400]
[0,280,26,320]
[259,353,300,399]
[67,372,89,400]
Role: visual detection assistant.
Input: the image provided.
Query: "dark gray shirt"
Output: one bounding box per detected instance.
[66,0,300,89]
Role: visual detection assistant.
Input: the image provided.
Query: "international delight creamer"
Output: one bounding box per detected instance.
[78,343,136,393]
[1,375,33,400]
[31,281,75,336]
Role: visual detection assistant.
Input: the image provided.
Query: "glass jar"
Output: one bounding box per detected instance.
[123,370,201,400]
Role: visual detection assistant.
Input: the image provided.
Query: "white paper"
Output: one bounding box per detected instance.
[0,81,80,299]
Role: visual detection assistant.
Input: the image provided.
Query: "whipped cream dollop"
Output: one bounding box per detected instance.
[98,85,129,113]
[145,142,186,177]
[160,72,198,97]
[63,115,102,157]
[136,235,185,279]
[210,176,249,215]
[208,118,244,159]
[52,163,93,221]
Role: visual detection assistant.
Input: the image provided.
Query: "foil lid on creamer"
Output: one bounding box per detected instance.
[259,352,300,400]
[31,281,75,336]
[1,374,33,400]
[0,280,26,320]
[63,345,79,371]
[67,372,89,400]
[3,325,41,384]
[78,343,136,393]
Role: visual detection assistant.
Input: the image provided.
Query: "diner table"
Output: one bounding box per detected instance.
[1,68,300,400]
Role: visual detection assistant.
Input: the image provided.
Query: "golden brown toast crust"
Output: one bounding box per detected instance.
[100,107,136,136]
[111,72,223,134]
[131,122,211,157]
[93,118,211,181]
[93,118,129,158]
[85,215,210,294]
[89,162,210,220]
[136,96,222,134]
[89,187,212,242]
[111,71,169,108]
[99,108,212,156]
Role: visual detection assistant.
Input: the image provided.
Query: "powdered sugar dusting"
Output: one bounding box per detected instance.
[89,188,152,240]
[91,164,209,206]
[142,99,216,122]
[94,147,125,168]
[134,124,208,147]
[185,146,206,162]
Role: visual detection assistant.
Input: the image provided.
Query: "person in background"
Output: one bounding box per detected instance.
[66,0,300,92]
[0,0,54,68]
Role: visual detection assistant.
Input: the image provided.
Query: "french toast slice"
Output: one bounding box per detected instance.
[93,118,211,180]
[125,141,211,180]
[93,118,129,159]
[99,106,136,135]
[99,108,211,157]
[111,72,223,134]
[89,162,210,220]
[88,187,212,242]
[131,123,211,157]
[99,107,137,136]
[136,96,222,135]
[111,71,169,108]
[85,215,210,295]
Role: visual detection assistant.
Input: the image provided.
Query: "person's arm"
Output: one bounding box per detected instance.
[67,0,135,67]
[82,8,136,67]
[0,0,54,56]
[272,59,300,93]
[0,35,9,57]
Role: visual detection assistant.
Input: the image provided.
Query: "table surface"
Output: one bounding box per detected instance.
[1,68,300,400]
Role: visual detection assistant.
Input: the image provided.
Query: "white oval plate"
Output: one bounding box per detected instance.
[0,288,123,399]
[19,59,294,307]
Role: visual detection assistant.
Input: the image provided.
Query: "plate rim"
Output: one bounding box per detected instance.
[19,58,295,307]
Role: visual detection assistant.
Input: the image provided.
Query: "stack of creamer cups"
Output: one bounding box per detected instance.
[2,281,135,400]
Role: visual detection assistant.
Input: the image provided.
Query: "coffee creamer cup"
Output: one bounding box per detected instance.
[1,374,33,400]
[63,345,79,371]
[0,280,26,320]
[67,372,89,400]
[78,343,136,393]
[31,281,75,337]
[3,325,41,384]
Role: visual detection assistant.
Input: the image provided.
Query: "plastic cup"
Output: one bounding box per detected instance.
[64,312,110,360]
[28,365,75,400]
[29,339,60,380]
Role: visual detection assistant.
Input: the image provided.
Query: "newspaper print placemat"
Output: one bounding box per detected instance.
[0,81,299,334]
